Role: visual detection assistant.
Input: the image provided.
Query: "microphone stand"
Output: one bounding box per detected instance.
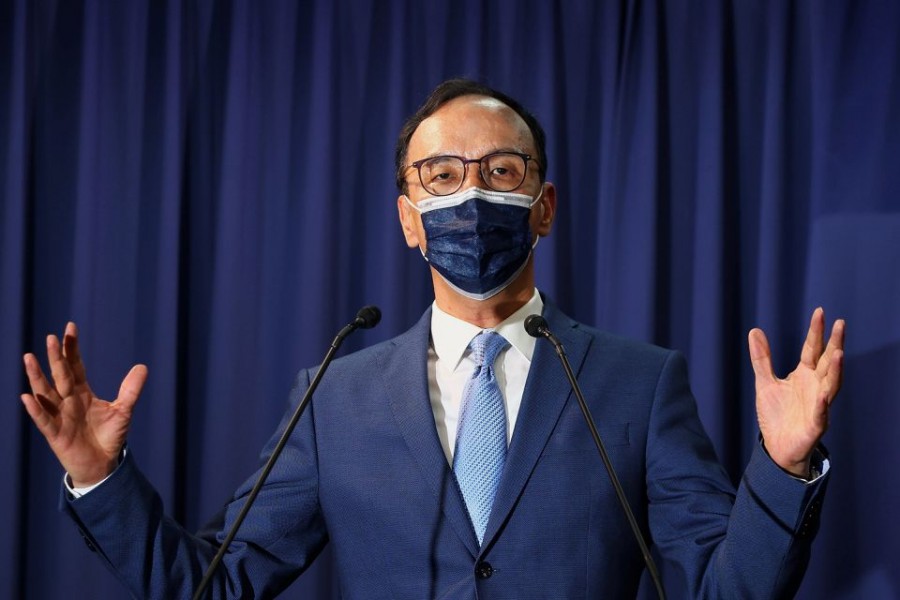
[525,315,666,600]
[192,306,381,600]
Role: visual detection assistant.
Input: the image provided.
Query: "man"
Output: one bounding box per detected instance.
[22,79,844,598]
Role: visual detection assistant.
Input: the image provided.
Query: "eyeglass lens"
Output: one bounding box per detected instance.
[418,152,527,196]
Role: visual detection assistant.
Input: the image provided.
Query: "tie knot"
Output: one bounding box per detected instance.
[469,331,509,368]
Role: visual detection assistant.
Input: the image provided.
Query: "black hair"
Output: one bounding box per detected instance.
[394,78,548,193]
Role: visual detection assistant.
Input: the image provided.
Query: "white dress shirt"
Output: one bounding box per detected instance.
[428,289,543,464]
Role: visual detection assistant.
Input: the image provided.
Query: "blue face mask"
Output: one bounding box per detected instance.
[405,187,542,301]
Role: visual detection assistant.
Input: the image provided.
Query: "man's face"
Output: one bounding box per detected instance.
[397,95,555,253]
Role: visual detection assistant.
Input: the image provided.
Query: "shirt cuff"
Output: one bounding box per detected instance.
[801,449,829,483]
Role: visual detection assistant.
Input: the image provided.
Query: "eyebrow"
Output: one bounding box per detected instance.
[412,147,529,163]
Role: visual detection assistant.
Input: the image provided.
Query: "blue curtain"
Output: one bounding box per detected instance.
[2,1,898,598]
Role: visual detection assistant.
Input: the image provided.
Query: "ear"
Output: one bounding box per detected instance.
[533,182,557,237]
[397,195,422,248]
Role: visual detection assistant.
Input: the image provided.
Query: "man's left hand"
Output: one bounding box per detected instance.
[749,308,845,478]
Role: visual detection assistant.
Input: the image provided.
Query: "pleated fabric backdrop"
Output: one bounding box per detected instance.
[1,1,898,598]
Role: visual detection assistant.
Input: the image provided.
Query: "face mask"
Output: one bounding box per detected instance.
[405,186,542,301]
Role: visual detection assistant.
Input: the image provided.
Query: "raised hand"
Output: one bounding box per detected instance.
[748,308,845,478]
[21,322,147,487]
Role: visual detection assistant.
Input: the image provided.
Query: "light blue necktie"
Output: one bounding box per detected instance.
[453,331,510,545]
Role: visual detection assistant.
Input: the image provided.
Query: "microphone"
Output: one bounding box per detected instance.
[523,313,550,338]
[524,315,666,600]
[353,305,382,329]
[193,306,381,600]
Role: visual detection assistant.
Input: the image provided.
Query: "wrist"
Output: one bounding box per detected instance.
[69,456,119,488]
[778,457,812,479]
[760,438,813,478]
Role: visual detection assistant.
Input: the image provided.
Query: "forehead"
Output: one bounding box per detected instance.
[409,95,534,159]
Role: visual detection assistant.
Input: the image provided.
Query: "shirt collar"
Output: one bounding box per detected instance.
[430,289,544,370]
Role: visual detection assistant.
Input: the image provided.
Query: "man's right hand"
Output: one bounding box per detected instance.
[21,322,147,488]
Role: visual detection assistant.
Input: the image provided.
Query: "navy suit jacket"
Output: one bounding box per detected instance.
[64,300,827,598]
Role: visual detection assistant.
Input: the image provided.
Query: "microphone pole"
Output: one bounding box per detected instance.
[524,315,666,600]
[193,305,382,600]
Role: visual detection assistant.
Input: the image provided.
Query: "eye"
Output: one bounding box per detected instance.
[420,156,464,193]
[483,153,524,184]
[426,163,459,183]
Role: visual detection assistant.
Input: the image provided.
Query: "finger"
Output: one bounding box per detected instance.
[62,321,89,387]
[22,353,60,406]
[20,393,60,438]
[817,318,846,379]
[800,307,825,368]
[115,365,148,413]
[822,348,844,405]
[47,333,77,398]
[748,328,776,383]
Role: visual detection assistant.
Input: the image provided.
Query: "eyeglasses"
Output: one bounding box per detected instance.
[408,151,536,196]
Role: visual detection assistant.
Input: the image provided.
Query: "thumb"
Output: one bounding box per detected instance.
[116,364,148,412]
[748,328,776,384]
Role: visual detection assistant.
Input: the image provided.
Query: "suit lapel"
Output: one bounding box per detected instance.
[382,309,480,557]
[482,302,593,549]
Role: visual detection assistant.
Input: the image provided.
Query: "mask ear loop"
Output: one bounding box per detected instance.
[530,185,546,249]
[401,195,430,260]
[402,194,422,213]
[529,185,545,209]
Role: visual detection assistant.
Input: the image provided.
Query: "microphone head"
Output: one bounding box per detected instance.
[524,314,548,338]
[355,305,382,329]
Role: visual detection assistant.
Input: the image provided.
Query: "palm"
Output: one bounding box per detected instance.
[49,385,130,472]
[21,322,147,487]
[748,308,844,477]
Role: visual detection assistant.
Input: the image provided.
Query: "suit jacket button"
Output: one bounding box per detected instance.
[476,562,493,579]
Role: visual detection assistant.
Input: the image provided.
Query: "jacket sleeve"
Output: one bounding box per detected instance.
[60,368,328,600]
[646,351,828,599]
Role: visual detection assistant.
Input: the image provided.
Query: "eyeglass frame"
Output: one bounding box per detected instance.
[405,151,539,197]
